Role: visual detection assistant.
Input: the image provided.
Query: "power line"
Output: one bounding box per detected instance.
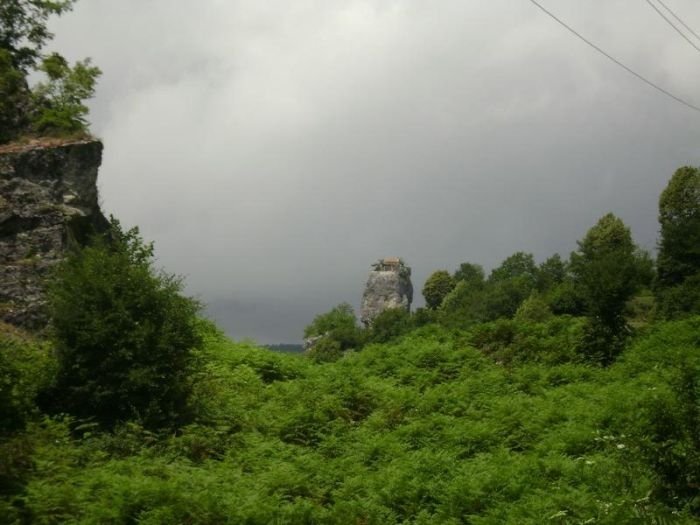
[526,0,700,113]
[645,0,700,54]
[656,0,700,43]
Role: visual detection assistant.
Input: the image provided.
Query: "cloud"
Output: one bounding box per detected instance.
[49,0,700,342]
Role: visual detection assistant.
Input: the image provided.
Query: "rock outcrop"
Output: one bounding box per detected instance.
[360,257,413,326]
[0,139,107,329]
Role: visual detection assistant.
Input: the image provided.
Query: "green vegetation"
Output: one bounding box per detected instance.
[45,218,202,430]
[0,0,696,520]
[1,316,699,523]
[657,166,700,317]
[0,0,100,143]
[422,270,457,309]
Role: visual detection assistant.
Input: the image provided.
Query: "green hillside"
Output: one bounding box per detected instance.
[1,315,699,524]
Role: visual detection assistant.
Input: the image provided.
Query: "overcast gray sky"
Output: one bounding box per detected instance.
[50,0,700,343]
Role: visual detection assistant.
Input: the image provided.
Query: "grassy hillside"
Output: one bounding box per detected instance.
[2,317,698,524]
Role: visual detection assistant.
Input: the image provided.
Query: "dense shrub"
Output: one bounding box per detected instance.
[0,325,55,500]
[46,218,202,430]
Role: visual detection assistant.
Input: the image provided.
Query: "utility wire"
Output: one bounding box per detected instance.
[656,0,700,43]
[527,0,700,113]
[645,0,700,54]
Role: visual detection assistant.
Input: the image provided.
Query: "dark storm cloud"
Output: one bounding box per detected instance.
[49,0,700,343]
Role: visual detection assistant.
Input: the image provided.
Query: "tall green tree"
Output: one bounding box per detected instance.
[570,213,637,362]
[422,270,456,309]
[656,167,700,316]
[47,218,202,430]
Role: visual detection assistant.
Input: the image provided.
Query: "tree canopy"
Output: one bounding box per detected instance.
[422,270,456,310]
[656,167,700,308]
[0,0,99,142]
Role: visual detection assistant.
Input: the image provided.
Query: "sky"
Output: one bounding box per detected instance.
[49,0,700,343]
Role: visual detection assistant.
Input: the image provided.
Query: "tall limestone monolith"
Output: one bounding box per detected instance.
[360,257,413,327]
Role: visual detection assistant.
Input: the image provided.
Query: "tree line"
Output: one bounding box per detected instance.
[307,166,700,364]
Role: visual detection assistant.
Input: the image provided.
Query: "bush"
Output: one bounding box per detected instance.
[0,327,54,435]
[0,325,55,502]
[46,218,202,430]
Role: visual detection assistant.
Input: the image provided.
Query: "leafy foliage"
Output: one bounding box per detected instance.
[303,303,364,361]
[514,294,553,323]
[569,214,639,363]
[46,218,202,430]
[453,262,485,288]
[31,53,100,135]
[422,270,456,309]
[656,166,700,317]
[0,0,99,142]
[0,0,76,72]
[489,252,538,287]
[0,49,29,142]
[366,307,413,344]
[3,318,699,523]
[536,254,567,292]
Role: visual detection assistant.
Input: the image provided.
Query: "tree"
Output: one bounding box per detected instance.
[0,0,100,142]
[47,218,202,430]
[481,276,534,321]
[489,252,538,287]
[536,254,567,292]
[453,262,485,288]
[656,167,700,316]
[32,53,100,135]
[422,270,456,309]
[0,49,30,142]
[570,213,638,362]
[0,0,76,72]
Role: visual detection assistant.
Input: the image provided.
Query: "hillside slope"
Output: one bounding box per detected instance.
[3,317,698,524]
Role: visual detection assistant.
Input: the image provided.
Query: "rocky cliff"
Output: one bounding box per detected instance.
[360,258,413,326]
[0,139,107,329]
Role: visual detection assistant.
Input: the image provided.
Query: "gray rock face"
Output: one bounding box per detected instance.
[360,258,413,326]
[303,334,325,352]
[0,139,107,329]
